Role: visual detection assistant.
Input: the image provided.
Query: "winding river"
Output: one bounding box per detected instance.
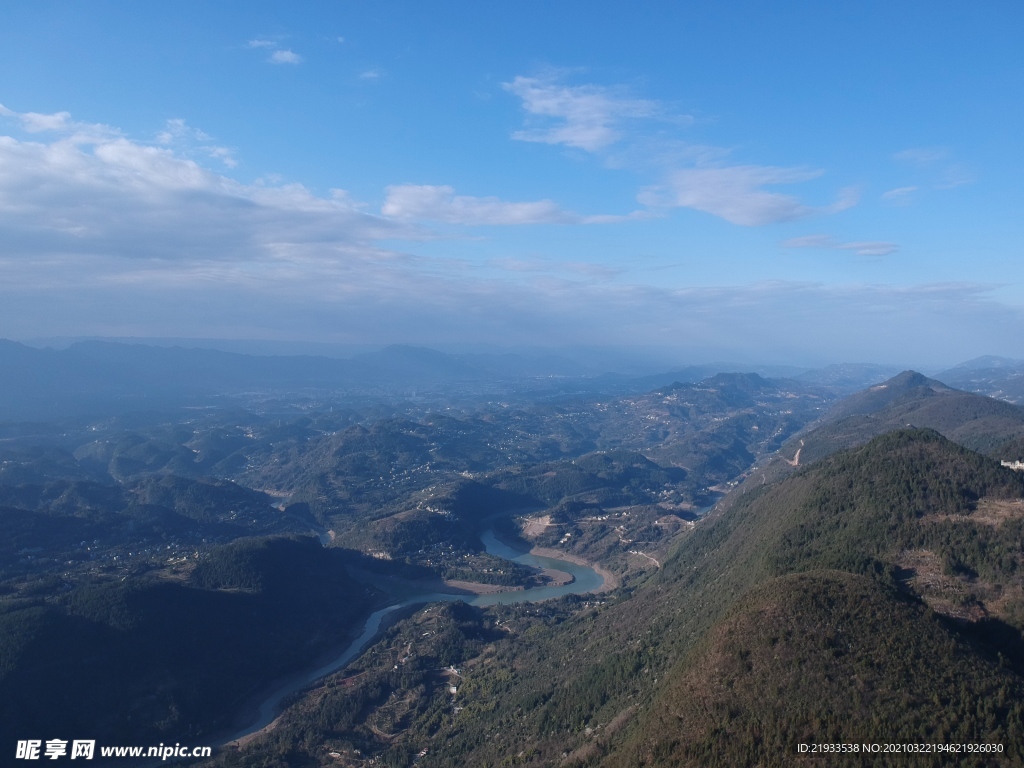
[220,529,605,745]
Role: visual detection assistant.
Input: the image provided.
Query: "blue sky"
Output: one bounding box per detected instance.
[0,1,1021,365]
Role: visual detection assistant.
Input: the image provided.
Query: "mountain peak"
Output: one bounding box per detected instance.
[882,370,948,391]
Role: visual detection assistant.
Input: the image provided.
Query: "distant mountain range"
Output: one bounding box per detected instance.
[0,340,551,419]
[1,337,1019,422]
[935,355,1024,404]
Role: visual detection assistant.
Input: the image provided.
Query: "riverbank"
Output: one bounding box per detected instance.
[529,546,619,592]
[215,529,610,751]
[351,568,538,598]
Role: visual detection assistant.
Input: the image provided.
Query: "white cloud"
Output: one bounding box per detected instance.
[0,103,118,143]
[782,234,898,256]
[503,75,666,152]
[270,49,302,65]
[1,105,1011,365]
[247,38,302,65]
[502,75,855,228]
[382,184,645,226]
[18,110,73,132]
[0,112,411,275]
[639,165,825,226]
[358,69,382,80]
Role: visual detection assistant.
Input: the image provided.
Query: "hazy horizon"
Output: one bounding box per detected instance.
[6,334,1016,376]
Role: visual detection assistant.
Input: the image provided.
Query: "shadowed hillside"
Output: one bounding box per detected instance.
[0,536,378,748]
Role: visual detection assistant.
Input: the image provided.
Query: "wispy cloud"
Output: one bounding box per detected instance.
[503,74,855,227]
[894,147,974,190]
[782,234,899,256]
[247,37,303,65]
[270,49,303,65]
[782,235,833,249]
[503,74,667,152]
[382,184,644,226]
[488,257,623,280]
[894,147,949,167]
[841,241,899,256]
[935,164,975,189]
[358,69,382,80]
[881,186,917,205]
[156,118,236,168]
[829,186,861,214]
[156,117,208,144]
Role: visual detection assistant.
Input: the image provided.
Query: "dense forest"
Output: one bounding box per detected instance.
[0,537,378,748]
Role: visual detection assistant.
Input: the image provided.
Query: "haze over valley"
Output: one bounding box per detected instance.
[2,341,1024,765]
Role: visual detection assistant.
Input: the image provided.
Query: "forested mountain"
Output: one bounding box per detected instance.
[605,430,1024,766]
[226,429,1024,767]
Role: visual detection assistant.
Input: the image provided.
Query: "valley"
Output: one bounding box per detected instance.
[3,343,1024,766]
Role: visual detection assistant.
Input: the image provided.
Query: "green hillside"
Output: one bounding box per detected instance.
[605,430,1024,766]
[239,429,1024,767]
[611,571,1024,767]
